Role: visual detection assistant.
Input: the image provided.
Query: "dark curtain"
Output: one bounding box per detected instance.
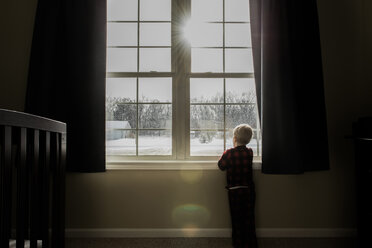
[250,0,329,174]
[26,0,106,172]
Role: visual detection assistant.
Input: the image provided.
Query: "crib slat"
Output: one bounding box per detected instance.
[0,127,3,248]
[51,133,60,248]
[51,132,65,248]
[60,132,66,248]
[51,133,58,248]
[1,126,12,248]
[0,128,2,246]
[30,129,40,248]
[16,128,27,248]
[41,131,50,248]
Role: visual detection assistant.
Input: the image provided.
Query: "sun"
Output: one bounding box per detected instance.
[182,18,203,46]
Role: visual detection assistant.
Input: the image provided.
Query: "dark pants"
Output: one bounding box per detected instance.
[228,186,257,248]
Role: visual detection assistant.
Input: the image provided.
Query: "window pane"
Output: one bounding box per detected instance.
[225,104,257,129]
[106,130,136,155]
[247,133,259,156]
[139,130,172,155]
[225,129,234,149]
[108,0,138,21]
[139,78,172,102]
[226,78,256,103]
[225,49,253,73]
[190,78,223,103]
[192,48,223,72]
[107,48,137,72]
[186,23,222,47]
[225,24,251,47]
[140,0,171,21]
[190,131,224,156]
[139,104,172,129]
[107,23,137,46]
[140,23,171,46]
[190,105,224,129]
[225,0,250,22]
[140,48,171,72]
[106,78,136,102]
[192,0,223,22]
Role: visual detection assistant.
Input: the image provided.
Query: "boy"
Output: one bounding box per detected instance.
[218,124,257,248]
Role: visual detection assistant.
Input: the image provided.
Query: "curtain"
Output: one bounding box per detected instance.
[250,0,329,174]
[26,0,107,172]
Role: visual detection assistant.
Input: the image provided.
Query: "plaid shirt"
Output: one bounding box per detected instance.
[218,145,254,189]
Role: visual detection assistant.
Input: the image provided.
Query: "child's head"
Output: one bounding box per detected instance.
[233,124,253,146]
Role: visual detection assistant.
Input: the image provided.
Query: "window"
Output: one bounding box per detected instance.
[106,0,261,161]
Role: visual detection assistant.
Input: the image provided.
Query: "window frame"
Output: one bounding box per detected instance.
[106,0,261,164]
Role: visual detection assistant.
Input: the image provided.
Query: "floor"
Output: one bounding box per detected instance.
[66,238,358,248]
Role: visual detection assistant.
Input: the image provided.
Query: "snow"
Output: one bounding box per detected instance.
[106,136,171,155]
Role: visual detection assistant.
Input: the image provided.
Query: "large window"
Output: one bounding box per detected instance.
[106,0,260,161]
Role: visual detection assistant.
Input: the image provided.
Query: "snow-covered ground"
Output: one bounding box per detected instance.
[106,136,259,156]
[106,136,171,155]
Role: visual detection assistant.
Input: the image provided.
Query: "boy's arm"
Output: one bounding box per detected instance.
[218,150,230,171]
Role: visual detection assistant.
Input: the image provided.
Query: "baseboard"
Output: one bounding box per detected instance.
[256,228,357,238]
[66,228,357,238]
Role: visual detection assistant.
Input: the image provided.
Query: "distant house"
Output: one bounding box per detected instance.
[106,121,132,140]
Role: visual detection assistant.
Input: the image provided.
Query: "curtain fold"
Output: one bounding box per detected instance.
[26,0,107,172]
[250,0,329,174]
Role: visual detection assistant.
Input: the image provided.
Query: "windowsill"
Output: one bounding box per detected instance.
[106,159,262,170]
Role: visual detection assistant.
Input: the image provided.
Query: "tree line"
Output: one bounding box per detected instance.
[106,92,257,143]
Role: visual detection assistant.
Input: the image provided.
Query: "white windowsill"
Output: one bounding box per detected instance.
[106,159,262,170]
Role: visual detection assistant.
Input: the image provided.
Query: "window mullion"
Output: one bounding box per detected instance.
[136,0,140,156]
[171,0,176,159]
[183,0,191,159]
[223,0,226,151]
[173,0,191,159]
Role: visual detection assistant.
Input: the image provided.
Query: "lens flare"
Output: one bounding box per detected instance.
[172,204,210,232]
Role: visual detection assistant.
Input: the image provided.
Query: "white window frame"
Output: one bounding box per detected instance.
[106,0,262,168]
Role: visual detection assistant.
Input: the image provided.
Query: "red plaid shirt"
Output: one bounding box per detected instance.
[218,145,254,189]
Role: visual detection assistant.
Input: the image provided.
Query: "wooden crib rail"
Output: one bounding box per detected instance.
[0,109,66,133]
[0,109,66,248]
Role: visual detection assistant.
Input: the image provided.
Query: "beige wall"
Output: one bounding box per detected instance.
[1,0,370,229]
[0,1,37,111]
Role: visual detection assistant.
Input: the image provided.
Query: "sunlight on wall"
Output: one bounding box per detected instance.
[179,167,204,183]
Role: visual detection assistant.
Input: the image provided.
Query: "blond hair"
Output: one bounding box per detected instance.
[233,124,253,145]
